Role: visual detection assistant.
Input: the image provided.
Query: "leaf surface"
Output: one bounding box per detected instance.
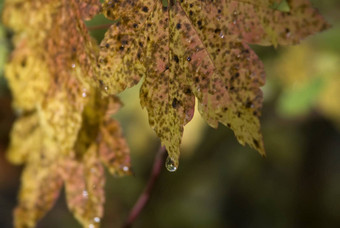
[181,0,330,47]
[9,115,63,227]
[98,0,328,166]
[63,146,105,228]
[3,1,131,227]
[98,97,132,176]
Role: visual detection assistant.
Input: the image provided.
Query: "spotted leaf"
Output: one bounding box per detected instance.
[98,97,132,176]
[11,118,63,228]
[3,0,131,227]
[98,0,329,168]
[63,146,105,228]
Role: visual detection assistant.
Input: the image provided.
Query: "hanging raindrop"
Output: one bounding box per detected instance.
[82,190,89,198]
[165,156,178,172]
[94,217,100,223]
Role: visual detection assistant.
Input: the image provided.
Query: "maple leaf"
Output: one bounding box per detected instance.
[5,41,51,113]
[62,91,131,228]
[6,92,131,228]
[7,113,64,227]
[97,98,132,176]
[63,146,105,228]
[98,0,329,168]
[4,0,101,151]
[3,0,131,227]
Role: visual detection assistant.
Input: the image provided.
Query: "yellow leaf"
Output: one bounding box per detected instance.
[14,131,63,228]
[63,146,105,228]
[5,40,50,111]
[4,1,131,227]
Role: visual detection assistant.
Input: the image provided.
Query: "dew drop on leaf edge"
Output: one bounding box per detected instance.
[165,156,177,172]
[94,217,100,223]
[82,190,88,198]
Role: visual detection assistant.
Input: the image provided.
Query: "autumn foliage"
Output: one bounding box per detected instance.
[2,0,329,227]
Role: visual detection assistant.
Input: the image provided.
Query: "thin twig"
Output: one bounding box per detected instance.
[123,146,166,228]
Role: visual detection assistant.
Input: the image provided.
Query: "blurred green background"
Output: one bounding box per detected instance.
[1,0,340,227]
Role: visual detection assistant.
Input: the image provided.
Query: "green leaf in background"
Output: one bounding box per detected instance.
[277,76,325,116]
[271,0,290,12]
[0,25,8,74]
[0,23,10,94]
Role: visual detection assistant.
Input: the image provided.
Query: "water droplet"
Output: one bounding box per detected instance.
[94,217,100,223]
[284,28,291,38]
[122,166,129,172]
[165,156,177,172]
[82,190,88,198]
[82,88,87,98]
[104,86,108,91]
[71,63,76,68]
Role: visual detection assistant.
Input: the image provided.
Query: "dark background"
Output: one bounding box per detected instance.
[1,0,339,227]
